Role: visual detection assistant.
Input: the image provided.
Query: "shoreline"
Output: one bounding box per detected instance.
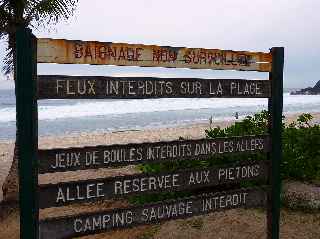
[1,111,319,144]
[0,111,319,202]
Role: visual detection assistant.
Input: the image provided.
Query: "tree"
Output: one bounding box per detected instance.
[0,0,79,201]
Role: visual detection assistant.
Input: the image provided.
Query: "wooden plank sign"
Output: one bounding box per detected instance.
[39,187,267,239]
[39,135,270,174]
[14,28,284,239]
[37,75,271,99]
[37,38,272,72]
[39,160,268,209]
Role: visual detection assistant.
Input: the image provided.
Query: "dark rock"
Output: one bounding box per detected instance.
[290,80,320,95]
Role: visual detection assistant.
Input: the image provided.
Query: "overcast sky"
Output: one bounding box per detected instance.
[0,0,319,89]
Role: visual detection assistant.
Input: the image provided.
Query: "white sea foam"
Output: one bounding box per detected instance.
[0,93,319,123]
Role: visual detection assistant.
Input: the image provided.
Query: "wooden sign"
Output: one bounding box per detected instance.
[39,187,267,239]
[39,135,270,174]
[37,38,271,72]
[37,75,271,99]
[39,160,268,209]
[15,28,284,239]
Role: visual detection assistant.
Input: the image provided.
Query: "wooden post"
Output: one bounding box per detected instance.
[267,47,284,239]
[16,27,39,239]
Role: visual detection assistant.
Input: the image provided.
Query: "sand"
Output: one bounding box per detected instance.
[0,112,319,238]
[0,202,319,239]
[0,118,233,202]
[1,112,320,202]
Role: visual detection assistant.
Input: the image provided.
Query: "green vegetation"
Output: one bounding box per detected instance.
[282,113,320,181]
[131,111,319,204]
[206,111,320,182]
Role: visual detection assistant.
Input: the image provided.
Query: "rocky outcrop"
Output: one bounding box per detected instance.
[291,80,320,95]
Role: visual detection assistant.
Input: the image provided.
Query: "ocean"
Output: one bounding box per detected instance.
[0,88,320,140]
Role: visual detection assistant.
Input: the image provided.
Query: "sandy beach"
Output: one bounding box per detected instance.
[0,112,319,238]
[0,116,234,201]
[1,112,319,202]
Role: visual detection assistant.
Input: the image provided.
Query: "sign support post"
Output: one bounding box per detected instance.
[267,47,284,239]
[16,27,39,239]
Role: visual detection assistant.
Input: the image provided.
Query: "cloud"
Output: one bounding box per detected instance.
[1,0,320,88]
